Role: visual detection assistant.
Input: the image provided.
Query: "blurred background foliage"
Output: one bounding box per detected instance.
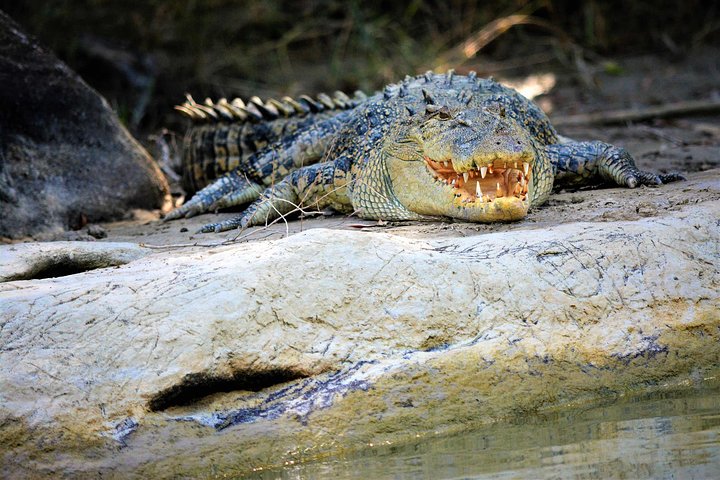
[2,0,718,134]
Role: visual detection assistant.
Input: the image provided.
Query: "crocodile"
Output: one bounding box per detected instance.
[165,70,683,233]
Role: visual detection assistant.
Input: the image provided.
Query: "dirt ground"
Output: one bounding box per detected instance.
[22,48,720,248]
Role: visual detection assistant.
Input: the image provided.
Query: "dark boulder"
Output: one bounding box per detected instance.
[0,10,168,238]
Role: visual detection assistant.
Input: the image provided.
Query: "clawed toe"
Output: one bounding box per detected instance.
[659,172,686,183]
[198,217,244,234]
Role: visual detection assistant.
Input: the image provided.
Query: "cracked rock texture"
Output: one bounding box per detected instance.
[0,11,168,239]
[1,195,719,477]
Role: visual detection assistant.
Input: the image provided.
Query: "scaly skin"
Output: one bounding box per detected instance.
[164,71,683,233]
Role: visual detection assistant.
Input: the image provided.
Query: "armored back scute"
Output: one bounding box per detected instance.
[177,92,366,193]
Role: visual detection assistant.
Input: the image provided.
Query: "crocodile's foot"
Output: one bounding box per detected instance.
[624,170,686,188]
[198,217,244,234]
[163,170,263,222]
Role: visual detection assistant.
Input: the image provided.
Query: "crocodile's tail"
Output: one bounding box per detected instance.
[176,91,366,193]
[175,91,366,124]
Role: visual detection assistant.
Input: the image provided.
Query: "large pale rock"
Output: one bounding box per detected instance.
[0,241,150,282]
[1,201,718,477]
[0,10,168,238]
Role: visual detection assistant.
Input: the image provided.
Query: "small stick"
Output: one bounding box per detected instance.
[553,99,720,127]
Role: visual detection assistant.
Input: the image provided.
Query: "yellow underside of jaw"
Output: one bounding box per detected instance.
[451,195,528,221]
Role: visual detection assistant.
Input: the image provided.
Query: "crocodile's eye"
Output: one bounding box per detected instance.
[426,104,453,120]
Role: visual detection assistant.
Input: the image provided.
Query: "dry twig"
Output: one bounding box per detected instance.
[432,14,574,71]
[553,99,720,127]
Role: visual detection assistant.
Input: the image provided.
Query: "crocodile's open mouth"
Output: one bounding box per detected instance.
[424,156,531,206]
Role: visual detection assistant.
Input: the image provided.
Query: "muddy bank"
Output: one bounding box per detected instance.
[76,167,717,250]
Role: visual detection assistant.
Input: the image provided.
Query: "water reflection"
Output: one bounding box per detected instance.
[255,385,720,479]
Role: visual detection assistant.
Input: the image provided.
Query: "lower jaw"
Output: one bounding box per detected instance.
[449,196,529,222]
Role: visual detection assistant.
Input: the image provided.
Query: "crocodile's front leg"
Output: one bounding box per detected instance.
[165,111,352,222]
[543,141,684,190]
[199,161,352,233]
[163,169,263,220]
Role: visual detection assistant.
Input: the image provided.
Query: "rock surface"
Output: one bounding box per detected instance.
[0,10,168,239]
[1,191,718,477]
[0,241,150,282]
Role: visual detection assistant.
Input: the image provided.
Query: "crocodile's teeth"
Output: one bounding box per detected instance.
[488,165,494,174]
[451,179,456,186]
[523,162,530,175]
[463,172,469,182]
[443,161,449,167]
[480,166,487,179]
[496,182,503,198]
[476,182,482,197]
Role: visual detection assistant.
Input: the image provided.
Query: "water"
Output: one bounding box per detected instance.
[253,384,720,479]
